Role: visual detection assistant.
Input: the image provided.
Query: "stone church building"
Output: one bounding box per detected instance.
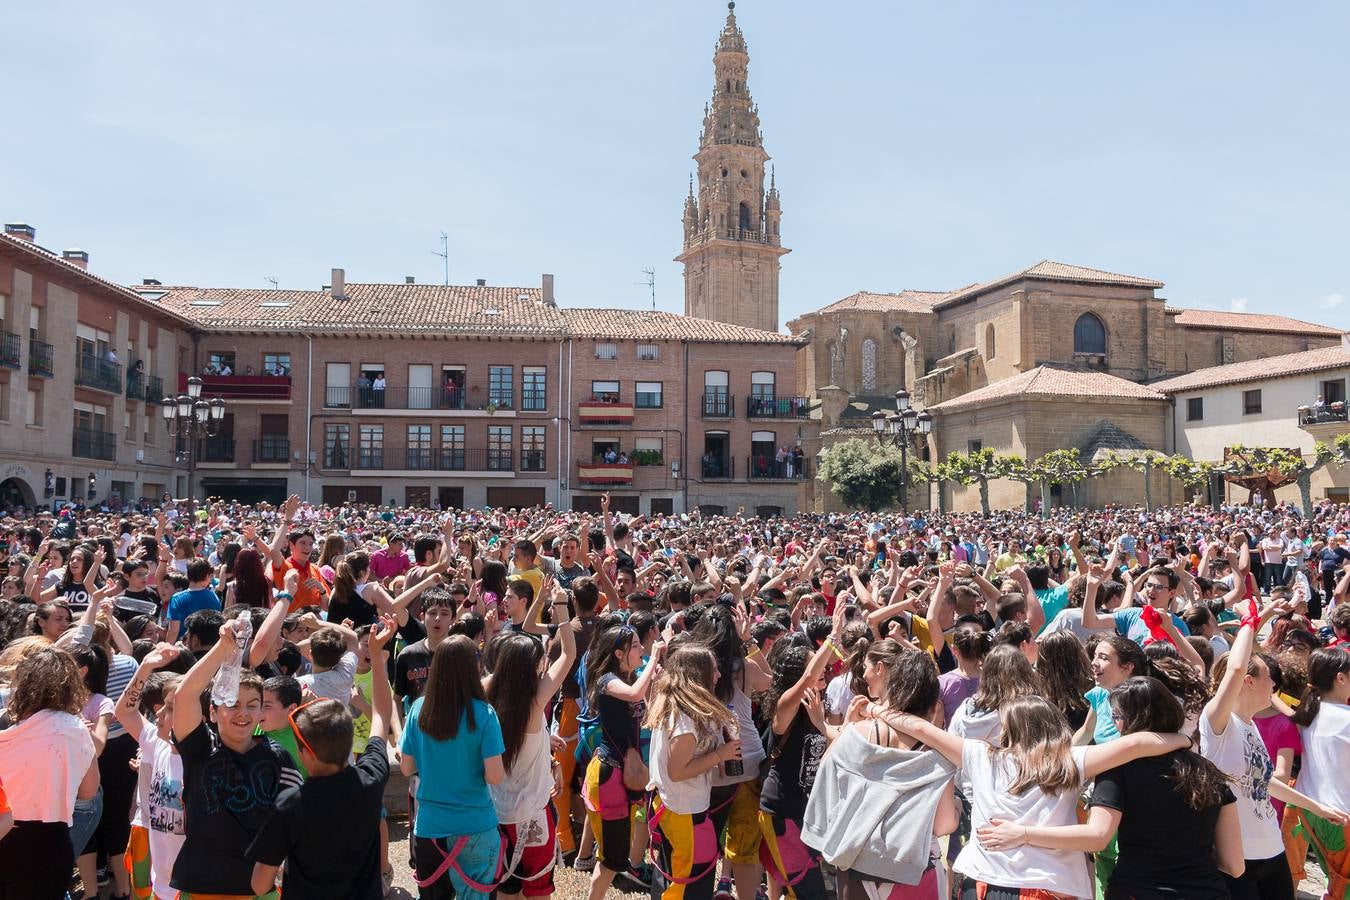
[678,5,1343,512]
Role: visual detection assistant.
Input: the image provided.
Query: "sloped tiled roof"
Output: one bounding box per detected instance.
[812,290,949,316]
[933,260,1163,310]
[1,231,195,326]
[142,283,558,335]
[1080,421,1149,460]
[1167,308,1341,337]
[561,308,801,344]
[1151,345,1350,394]
[927,365,1166,413]
[836,395,905,421]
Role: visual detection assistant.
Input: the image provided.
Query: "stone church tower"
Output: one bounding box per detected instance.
[677,2,789,333]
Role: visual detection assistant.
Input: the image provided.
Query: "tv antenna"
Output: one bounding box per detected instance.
[431,232,449,286]
[636,268,656,310]
[264,276,279,289]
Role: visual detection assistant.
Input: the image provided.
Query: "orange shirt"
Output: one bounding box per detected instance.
[270,556,330,612]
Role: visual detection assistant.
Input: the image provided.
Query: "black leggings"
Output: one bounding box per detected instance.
[95,732,139,856]
[1223,852,1295,900]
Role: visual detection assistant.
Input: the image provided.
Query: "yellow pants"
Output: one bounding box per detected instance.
[552,697,580,853]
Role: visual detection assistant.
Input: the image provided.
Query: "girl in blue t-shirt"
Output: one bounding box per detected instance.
[400,635,506,900]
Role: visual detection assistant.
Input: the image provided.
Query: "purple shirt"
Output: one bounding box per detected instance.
[938,671,980,727]
[369,547,410,581]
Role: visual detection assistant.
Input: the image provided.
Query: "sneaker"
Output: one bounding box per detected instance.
[97,865,112,889]
[714,876,735,900]
[754,884,769,900]
[620,864,653,891]
[574,854,596,873]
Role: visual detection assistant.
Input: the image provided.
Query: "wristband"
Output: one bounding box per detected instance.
[275,591,293,601]
[747,645,761,659]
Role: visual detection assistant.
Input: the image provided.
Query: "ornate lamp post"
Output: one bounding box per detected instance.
[870,389,933,512]
[162,376,226,517]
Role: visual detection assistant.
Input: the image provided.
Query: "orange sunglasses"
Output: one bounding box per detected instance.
[288,698,323,758]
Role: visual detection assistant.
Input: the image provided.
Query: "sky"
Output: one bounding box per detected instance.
[5,1,1348,330]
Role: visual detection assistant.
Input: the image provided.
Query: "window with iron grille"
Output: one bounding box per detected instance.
[522,367,547,410]
[489,366,513,408]
[636,343,659,361]
[595,342,618,360]
[359,424,384,468]
[1243,390,1262,415]
[488,425,513,471]
[521,426,546,471]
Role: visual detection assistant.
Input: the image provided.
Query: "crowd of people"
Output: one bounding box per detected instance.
[1,492,1349,900]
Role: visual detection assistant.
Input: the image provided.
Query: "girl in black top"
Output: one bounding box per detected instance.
[582,623,665,900]
[978,676,1243,899]
[760,615,842,900]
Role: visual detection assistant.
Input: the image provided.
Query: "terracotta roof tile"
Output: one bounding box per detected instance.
[927,365,1166,413]
[141,283,561,336]
[1151,345,1350,394]
[813,290,948,315]
[562,308,800,344]
[1167,308,1341,337]
[933,260,1163,310]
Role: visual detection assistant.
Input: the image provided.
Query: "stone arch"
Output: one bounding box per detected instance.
[738,202,752,231]
[985,323,996,360]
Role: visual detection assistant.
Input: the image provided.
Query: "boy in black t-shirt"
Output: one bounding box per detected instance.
[247,615,397,900]
[170,618,301,899]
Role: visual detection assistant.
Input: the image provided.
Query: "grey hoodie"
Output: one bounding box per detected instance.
[802,723,955,886]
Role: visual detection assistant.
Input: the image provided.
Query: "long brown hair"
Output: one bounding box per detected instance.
[332,551,371,602]
[231,548,271,607]
[418,635,484,741]
[8,645,88,721]
[970,643,1042,714]
[1110,676,1229,810]
[485,632,545,771]
[644,642,732,736]
[1037,631,1092,722]
[1292,648,1350,728]
[994,696,1079,797]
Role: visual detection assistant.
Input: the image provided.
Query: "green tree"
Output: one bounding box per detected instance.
[1162,454,1217,508]
[1032,448,1094,510]
[1097,449,1167,511]
[937,448,1019,516]
[816,438,906,512]
[1223,437,1350,516]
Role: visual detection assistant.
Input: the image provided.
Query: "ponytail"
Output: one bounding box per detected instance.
[1292,648,1350,728]
[332,551,369,601]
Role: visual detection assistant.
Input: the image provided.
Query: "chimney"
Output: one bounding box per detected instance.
[142,278,162,286]
[542,273,555,307]
[3,223,35,242]
[476,278,487,287]
[62,249,89,270]
[1343,331,1350,353]
[330,267,346,300]
[404,275,414,284]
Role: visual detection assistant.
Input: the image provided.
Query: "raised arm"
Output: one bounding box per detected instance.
[172,621,239,741]
[366,615,397,743]
[247,592,290,669]
[539,585,577,701]
[1079,567,1108,631]
[114,644,181,739]
[1203,600,1260,737]
[603,640,667,703]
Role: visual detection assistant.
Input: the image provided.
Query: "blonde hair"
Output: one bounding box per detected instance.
[993,695,1079,797]
[644,643,733,737]
[0,634,54,686]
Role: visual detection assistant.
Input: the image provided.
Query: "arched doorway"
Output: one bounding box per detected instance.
[0,477,36,511]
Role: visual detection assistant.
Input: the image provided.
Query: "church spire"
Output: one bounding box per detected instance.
[676,2,789,333]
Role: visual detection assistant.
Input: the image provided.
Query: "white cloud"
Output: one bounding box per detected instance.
[1320,293,1345,310]
[1229,297,1249,313]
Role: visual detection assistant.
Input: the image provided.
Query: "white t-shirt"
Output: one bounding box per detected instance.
[949,698,1001,799]
[299,650,358,705]
[953,741,1092,898]
[136,722,186,900]
[490,721,554,825]
[824,673,854,719]
[648,713,717,815]
[1199,710,1283,860]
[1296,702,1350,814]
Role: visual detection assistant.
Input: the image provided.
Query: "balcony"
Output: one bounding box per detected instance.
[72,427,116,462]
[577,462,635,486]
[0,331,19,369]
[1299,403,1347,426]
[578,399,636,425]
[28,339,53,378]
[76,355,122,393]
[335,446,516,473]
[181,373,291,401]
[747,395,811,419]
[747,456,811,480]
[254,437,291,464]
[144,376,164,405]
[197,436,236,463]
[702,393,734,418]
[324,385,528,413]
[700,457,735,480]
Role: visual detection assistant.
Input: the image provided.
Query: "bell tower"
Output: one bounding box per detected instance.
[677,2,789,333]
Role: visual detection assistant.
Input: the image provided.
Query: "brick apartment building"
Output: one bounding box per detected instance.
[120,270,816,517]
[0,225,191,510]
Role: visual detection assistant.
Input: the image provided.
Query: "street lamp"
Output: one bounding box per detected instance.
[871,389,933,512]
[162,376,227,516]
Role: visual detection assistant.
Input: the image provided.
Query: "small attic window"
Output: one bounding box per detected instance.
[260,301,291,308]
[516,293,530,302]
[138,290,168,301]
[484,308,500,316]
[188,299,222,307]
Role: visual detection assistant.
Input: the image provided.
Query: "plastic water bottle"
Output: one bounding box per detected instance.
[210,611,253,707]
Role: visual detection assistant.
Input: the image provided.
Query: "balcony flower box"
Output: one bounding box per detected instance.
[578,463,635,485]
